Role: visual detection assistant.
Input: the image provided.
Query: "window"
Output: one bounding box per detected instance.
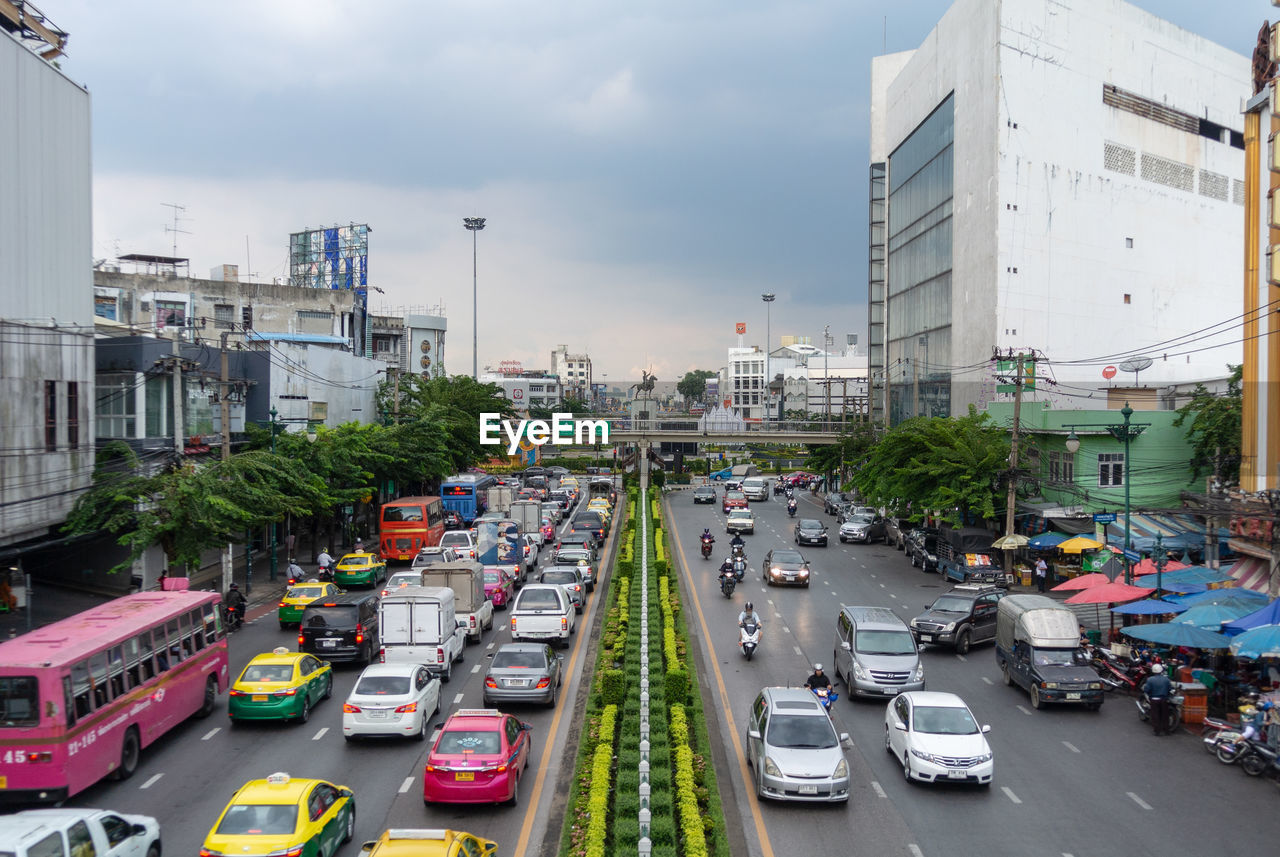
[1098,453,1125,487]
[29,833,65,857]
[214,303,235,329]
[45,380,57,451]
[242,305,254,330]
[97,374,137,439]
[155,300,186,330]
[0,675,39,727]
[71,660,93,718]
[67,381,79,448]
[94,294,119,320]
[68,820,97,857]
[1048,451,1074,483]
[99,815,133,848]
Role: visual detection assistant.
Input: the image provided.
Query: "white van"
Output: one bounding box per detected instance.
[379,585,467,681]
[741,477,770,502]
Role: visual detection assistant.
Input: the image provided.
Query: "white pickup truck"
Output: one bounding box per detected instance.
[2,809,161,857]
[378,586,468,682]
[509,583,576,646]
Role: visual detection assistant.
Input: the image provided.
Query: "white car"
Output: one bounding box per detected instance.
[726,509,755,535]
[884,691,993,786]
[382,569,422,595]
[438,530,477,559]
[342,662,441,741]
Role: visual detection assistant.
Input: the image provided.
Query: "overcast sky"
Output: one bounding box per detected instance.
[55,0,1268,382]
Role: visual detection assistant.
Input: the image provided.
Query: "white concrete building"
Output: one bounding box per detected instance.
[868,0,1248,425]
[725,346,767,420]
[479,373,563,412]
[550,345,592,401]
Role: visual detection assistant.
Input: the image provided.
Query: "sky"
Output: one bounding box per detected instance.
[50,0,1272,383]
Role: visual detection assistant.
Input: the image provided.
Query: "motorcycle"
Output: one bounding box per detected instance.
[1200,716,1243,752]
[811,686,838,710]
[732,558,746,582]
[1091,647,1150,694]
[222,602,244,631]
[1135,690,1183,734]
[701,537,714,559]
[787,501,797,518]
[730,543,746,562]
[740,620,761,660]
[1215,736,1277,775]
[720,570,737,597]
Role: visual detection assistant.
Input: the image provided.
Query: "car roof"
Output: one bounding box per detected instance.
[896,691,969,708]
[235,775,322,803]
[247,650,308,666]
[366,830,466,857]
[761,686,827,712]
[303,591,376,607]
[357,662,424,678]
[442,708,508,728]
[494,642,549,653]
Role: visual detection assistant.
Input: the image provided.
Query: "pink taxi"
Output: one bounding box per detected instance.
[540,518,555,542]
[422,709,532,805]
[483,566,516,609]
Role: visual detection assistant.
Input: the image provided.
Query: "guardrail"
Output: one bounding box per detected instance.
[576,416,855,435]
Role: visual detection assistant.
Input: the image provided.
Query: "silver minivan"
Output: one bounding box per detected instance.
[832,605,925,699]
[741,477,770,501]
[745,687,850,802]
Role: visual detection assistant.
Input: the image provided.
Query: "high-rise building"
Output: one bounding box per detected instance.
[550,344,592,401]
[868,0,1247,426]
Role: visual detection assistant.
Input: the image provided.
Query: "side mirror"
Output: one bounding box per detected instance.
[840,641,851,651]
[747,729,761,740]
[893,721,907,731]
[981,724,992,733]
[483,844,498,856]
[839,732,851,745]
[131,824,148,837]
[557,654,564,660]
[522,723,533,731]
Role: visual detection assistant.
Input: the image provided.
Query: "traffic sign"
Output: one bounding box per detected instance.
[1093,512,1116,524]
[1102,366,1117,379]
[1122,548,1142,563]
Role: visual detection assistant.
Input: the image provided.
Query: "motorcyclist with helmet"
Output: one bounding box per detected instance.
[285,557,304,585]
[316,547,335,581]
[805,663,832,691]
[787,497,798,517]
[223,582,247,629]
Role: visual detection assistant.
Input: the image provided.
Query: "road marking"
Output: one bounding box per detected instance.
[1016,705,1033,716]
[399,776,415,793]
[487,642,495,650]
[1001,786,1022,804]
[471,664,482,673]
[879,583,886,588]
[1062,741,1081,754]
[889,592,897,599]
[1127,792,1152,811]
[767,599,775,605]
[981,676,993,685]
[907,846,924,857]
[312,727,328,740]
[793,645,803,655]
[955,653,966,662]
[430,730,441,743]
[139,773,163,789]
[870,574,877,579]
[201,727,220,740]
[870,780,886,798]
[453,693,465,704]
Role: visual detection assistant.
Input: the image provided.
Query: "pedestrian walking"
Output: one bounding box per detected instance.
[1034,556,1048,592]
[285,532,296,556]
[1142,664,1173,736]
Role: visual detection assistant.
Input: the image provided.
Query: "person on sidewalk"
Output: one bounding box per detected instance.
[1034,557,1048,592]
[1142,663,1173,736]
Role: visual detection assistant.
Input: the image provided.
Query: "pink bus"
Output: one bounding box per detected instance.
[0,590,229,804]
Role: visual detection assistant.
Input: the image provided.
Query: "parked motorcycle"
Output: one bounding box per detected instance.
[1215,736,1276,775]
[1091,647,1150,694]
[811,686,838,710]
[1200,716,1243,752]
[740,620,761,660]
[720,570,737,598]
[1135,690,1183,734]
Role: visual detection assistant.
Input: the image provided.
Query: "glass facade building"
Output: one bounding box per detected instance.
[886,93,954,425]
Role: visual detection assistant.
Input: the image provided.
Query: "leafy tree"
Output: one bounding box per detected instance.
[528,396,591,421]
[376,374,515,470]
[676,370,716,408]
[1173,364,1242,484]
[806,422,878,483]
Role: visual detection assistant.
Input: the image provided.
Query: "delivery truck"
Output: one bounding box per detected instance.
[995,595,1103,710]
[378,585,467,682]
[509,500,545,547]
[418,560,493,643]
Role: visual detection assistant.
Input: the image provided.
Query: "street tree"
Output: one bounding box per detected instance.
[1172,363,1242,484]
[676,370,716,408]
[806,421,878,486]
[376,374,514,471]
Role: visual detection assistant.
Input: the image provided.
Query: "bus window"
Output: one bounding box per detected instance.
[0,675,39,727]
[63,675,76,727]
[166,619,184,664]
[89,652,110,708]
[427,502,443,526]
[384,505,424,522]
[107,646,126,698]
[203,601,222,641]
[71,660,93,718]
[153,627,170,672]
[189,609,206,651]
[138,631,157,680]
[122,637,142,688]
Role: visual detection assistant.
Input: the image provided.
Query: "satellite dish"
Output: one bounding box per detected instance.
[1117,357,1153,373]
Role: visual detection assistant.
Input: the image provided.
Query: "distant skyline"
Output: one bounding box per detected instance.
[52,0,1270,380]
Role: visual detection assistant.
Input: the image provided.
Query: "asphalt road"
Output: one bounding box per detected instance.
[667,484,1280,857]
[58,490,617,857]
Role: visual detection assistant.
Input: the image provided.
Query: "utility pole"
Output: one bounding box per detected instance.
[171,334,184,457]
[220,331,233,595]
[823,325,831,425]
[1002,351,1027,573]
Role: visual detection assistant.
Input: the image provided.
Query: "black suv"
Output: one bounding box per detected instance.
[299,592,380,664]
[693,485,717,504]
[823,492,851,515]
[909,584,1004,654]
[906,528,942,572]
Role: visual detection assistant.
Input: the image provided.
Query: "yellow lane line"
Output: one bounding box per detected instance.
[669,502,776,857]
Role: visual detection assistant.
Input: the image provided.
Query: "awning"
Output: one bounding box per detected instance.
[1016,500,1095,534]
[1106,512,1224,552]
[1228,557,1274,594]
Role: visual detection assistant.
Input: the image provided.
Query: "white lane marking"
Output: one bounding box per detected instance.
[1016,705,1033,716]
[870,574,877,579]
[1062,741,1081,754]
[981,676,993,685]
[139,773,163,789]
[879,583,886,588]
[767,599,775,605]
[201,727,220,740]
[1127,792,1152,811]
[870,780,887,798]
[793,646,803,656]
[889,593,897,599]
[312,727,328,741]
[453,693,465,704]
[399,776,415,793]
[907,846,924,857]
[471,664,482,674]
[823,580,830,585]
[1001,786,1022,804]
[781,626,791,635]
[955,654,966,662]
[487,642,495,650]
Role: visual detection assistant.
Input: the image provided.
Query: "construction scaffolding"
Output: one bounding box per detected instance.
[0,0,68,60]
[289,224,370,291]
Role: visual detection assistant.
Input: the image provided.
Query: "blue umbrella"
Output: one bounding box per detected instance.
[1172,603,1251,631]
[1135,567,1232,587]
[1111,598,1188,615]
[1029,532,1069,549]
[1121,623,1233,649]
[1145,580,1207,594]
[1222,599,1280,635]
[1176,589,1268,609]
[1229,624,1280,659]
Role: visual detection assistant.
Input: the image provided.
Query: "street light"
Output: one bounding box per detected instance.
[1064,402,1148,584]
[762,293,775,422]
[463,216,487,380]
[268,406,281,582]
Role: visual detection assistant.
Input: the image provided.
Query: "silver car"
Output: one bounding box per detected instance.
[554,547,596,592]
[539,567,586,613]
[483,643,564,707]
[746,687,850,802]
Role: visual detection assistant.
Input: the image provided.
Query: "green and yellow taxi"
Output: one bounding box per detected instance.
[359,829,497,857]
[278,580,343,629]
[200,772,355,857]
[228,648,333,724]
[586,499,612,521]
[334,551,388,588]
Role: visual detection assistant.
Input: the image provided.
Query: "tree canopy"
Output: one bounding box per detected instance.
[1172,364,1242,484]
[677,370,716,407]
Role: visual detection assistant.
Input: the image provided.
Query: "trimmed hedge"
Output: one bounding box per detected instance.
[669,707,707,857]
[584,704,618,857]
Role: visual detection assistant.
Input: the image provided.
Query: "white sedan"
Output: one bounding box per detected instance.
[342,662,441,741]
[884,691,993,786]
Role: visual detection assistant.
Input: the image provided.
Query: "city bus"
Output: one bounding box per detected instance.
[0,589,228,804]
[379,495,446,561]
[440,473,497,524]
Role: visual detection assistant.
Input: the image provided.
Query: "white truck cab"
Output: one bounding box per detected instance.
[1,809,161,857]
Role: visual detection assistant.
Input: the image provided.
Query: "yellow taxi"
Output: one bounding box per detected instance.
[359,829,498,857]
[334,551,388,588]
[586,498,612,517]
[200,772,355,857]
[228,648,333,724]
[278,580,343,629]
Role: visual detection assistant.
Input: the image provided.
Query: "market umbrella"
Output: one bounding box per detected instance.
[1172,603,1251,631]
[992,534,1029,549]
[1029,532,1069,549]
[1064,581,1155,604]
[1132,557,1189,577]
[1051,572,1111,591]
[1229,624,1280,659]
[1222,599,1280,635]
[1135,567,1232,588]
[1122,622,1233,649]
[1111,598,1188,615]
[1175,589,1268,609]
[1148,580,1208,594]
[1058,536,1105,553]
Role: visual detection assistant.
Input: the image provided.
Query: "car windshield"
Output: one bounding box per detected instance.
[847,515,875,525]
[1033,648,1078,666]
[556,552,589,563]
[912,705,979,735]
[0,676,39,728]
[286,586,324,598]
[799,520,822,530]
[855,630,917,655]
[766,714,838,749]
[770,550,805,565]
[929,595,973,613]
[240,664,294,683]
[304,607,358,628]
[541,571,578,584]
[340,555,369,566]
[355,675,411,695]
[492,650,547,669]
[726,492,745,500]
[483,571,504,584]
[436,729,502,754]
[388,573,420,587]
[728,512,752,520]
[216,804,298,836]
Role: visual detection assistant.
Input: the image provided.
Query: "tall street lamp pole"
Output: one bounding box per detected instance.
[463,217,486,380]
[762,293,775,421]
[268,406,280,582]
[1065,402,1146,584]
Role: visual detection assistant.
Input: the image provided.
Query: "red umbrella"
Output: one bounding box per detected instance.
[1051,572,1111,592]
[1132,557,1187,577]
[1064,581,1155,604]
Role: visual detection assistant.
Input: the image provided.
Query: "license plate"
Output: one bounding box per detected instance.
[508,679,529,687]
[798,785,818,795]
[322,639,338,648]
[884,688,896,694]
[455,772,475,781]
[367,710,387,719]
[1066,692,1081,700]
[252,695,268,702]
[947,770,968,779]
[920,635,934,642]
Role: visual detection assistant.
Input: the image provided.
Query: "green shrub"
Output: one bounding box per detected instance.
[673,745,707,857]
[601,669,626,706]
[666,668,689,706]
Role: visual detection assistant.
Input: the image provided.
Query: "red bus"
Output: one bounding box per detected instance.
[0,590,228,804]
[380,495,446,561]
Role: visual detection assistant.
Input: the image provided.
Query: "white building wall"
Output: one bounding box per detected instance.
[269,344,380,429]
